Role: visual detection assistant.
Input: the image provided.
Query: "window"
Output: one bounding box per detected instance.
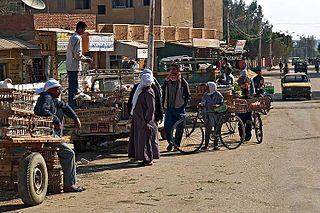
[112,0,133,8]
[98,5,106,14]
[75,0,91,9]
[143,0,150,6]
[57,0,66,11]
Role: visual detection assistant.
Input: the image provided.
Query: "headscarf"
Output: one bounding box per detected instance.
[130,69,154,115]
[165,65,181,81]
[207,81,217,95]
[36,79,61,95]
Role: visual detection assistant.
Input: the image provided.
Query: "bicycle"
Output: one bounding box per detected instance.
[169,105,245,154]
[247,96,271,144]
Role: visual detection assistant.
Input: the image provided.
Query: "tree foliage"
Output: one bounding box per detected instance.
[223,0,293,60]
[295,36,317,59]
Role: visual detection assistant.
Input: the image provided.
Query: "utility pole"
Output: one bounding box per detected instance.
[269,34,272,70]
[227,8,230,46]
[146,0,155,70]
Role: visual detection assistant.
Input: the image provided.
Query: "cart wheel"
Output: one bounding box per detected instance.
[160,128,167,140]
[18,152,48,206]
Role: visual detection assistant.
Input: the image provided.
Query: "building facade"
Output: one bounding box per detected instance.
[41,0,223,34]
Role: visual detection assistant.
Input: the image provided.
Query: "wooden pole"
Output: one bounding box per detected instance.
[146,0,155,70]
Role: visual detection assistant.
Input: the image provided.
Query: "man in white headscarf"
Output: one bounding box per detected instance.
[128,72,160,166]
[200,82,224,150]
[34,79,85,192]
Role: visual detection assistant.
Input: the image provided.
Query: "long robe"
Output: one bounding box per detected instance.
[128,87,160,161]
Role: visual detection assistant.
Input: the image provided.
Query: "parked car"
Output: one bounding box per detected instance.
[294,61,308,73]
[281,73,311,101]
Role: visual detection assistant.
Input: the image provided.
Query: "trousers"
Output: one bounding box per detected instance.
[67,71,79,109]
[53,129,76,186]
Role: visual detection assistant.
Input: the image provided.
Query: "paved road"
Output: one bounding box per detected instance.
[1,69,320,213]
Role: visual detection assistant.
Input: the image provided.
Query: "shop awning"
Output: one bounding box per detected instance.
[115,41,148,59]
[0,36,40,50]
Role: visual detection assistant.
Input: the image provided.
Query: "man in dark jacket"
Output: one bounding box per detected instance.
[34,79,85,193]
[162,64,190,151]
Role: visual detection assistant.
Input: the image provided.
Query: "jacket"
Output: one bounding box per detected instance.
[162,78,190,109]
[34,92,78,125]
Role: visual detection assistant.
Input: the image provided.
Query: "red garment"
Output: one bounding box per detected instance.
[165,72,181,81]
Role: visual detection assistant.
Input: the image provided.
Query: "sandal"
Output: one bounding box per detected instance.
[138,161,153,167]
[64,185,86,193]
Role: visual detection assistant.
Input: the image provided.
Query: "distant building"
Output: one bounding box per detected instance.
[40,0,223,36]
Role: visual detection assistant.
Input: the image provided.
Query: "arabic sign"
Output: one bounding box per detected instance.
[56,32,71,51]
[192,38,220,48]
[89,35,114,51]
[234,40,246,53]
[137,49,148,59]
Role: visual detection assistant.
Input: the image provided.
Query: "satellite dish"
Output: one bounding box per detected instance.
[22,0,46,10]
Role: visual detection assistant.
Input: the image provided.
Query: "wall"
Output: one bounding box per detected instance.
[203,0,223,37]
[33,14,96,31]
[161,0,193,27]
[0,14,34,33]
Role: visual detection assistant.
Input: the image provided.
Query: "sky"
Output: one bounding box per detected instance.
[243,0,320,40]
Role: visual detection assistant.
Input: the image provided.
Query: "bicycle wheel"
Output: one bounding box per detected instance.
[253,113,263,144]
[170,117,204,154]
[217,115,244,149]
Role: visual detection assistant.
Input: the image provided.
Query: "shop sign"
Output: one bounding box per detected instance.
[56,32,71,51]
[137,49,148,59]
[89,35,114,51]
[234,40,246,53]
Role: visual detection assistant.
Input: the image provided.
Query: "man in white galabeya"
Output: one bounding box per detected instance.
[66,21,92,109]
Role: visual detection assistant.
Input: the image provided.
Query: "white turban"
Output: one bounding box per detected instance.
[207,81,217,95]
[131,71,154,115]
[36,79,61,94]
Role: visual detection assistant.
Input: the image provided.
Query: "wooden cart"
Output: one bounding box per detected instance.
[0,88,67,206]
[0,137,70,206]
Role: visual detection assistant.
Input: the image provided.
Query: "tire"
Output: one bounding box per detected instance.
[217,115,244,149]
[18,152,48,206]
[253,113,263,144]
[307,95,312,100]
[170,117,204,154]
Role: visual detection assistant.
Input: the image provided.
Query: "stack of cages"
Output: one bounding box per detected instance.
[65,69,140,135]
[0,88,52,139]
[0,88,55,191]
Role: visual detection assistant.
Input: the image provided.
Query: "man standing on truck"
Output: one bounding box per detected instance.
[66,21,92,109]
[34,79,85,193]
[162,64,190,151]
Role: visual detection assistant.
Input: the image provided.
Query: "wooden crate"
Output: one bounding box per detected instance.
[176,27,190,41]
[163,26,177,41]
[191,28,203,39]
[202,29,216,39]
[97,24,114,33]
[154,26,164,41]
[113,24,129,40]
[128,25,148,41]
